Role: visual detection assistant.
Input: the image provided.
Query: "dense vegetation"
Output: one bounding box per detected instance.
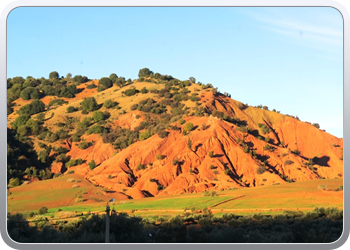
[7,207,343,243]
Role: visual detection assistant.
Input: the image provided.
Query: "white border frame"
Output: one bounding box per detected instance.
[1,1,348,250]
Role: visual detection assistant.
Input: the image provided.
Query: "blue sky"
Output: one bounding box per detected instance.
[7,7,343,138]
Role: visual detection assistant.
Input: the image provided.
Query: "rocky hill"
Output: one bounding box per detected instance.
[7,70,343,199]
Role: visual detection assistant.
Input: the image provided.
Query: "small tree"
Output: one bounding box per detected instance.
[109,73,118,83]
[78,141,92,149]
[312,123,320,129]
[183,122,194,132]
[124,88,138,96]
[17,100,45,116]
[187,138,192,151]
[92,110,105,122]
[88,160,96,170]
[86,83,97,89]
[284,160,294,165]
[156,154,163,160]
[137,163,146,170]
[209,151,214,158]
[20,87,39,100]
[103,99,117,108]
[99,77,113,90]
[256,165,266,175]
[38,206,48,214]
[49,71,59,79]
[157,130,168,138]
[139,130,151,141]
[11,115,30,130]
[172,158,180,166]
[8,178,20,188]
[66,106,76,113]
[189,77,196,83]
[141,87,148,94]
[138,68,154,78]
[80,97,99,111]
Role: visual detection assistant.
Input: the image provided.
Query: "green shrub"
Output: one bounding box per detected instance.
[172,158,180,166]
[88,160,96,170]
[17,100,45,116]
[98,77,113,90]
[80,97,99,111]
[156,154,163,160]
[187,138,192,150]
[66,158,84,168]
[139,130,151,141]
[209,151,214,158]
[183,122,194,133]
[141,87,148,94]
[38,141,46,148]
[138,68,154,78]
[20,87,40,100]
[178,119,185,125]
[284,160,294,165]
[103,99,117,108]
[258,123,270,135]
[92,110,105,122]
[8,178,21,188]
[86,83,97,89]
[115,77,127,87]
[38,206,48,214]
[11,115,30,130]
[137,163,146,170]
[292,149,300,155]
[130,104,138,111]
[66,106,76,113]
[157,130,169,138]
[86,125,105,135]
[124,88,138,96]
[49,71,59,79]
[48,98,67,106]
[313,123,320,129]
[263,144,276,152]
[78,141,92,149]
[256,165,266,175]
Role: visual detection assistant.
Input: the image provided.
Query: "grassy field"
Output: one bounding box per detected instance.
[7,176,343,218]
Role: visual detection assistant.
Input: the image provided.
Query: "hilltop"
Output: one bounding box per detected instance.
[7,69,343,200]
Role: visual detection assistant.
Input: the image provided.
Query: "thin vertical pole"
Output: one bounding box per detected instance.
[105,205,110,243]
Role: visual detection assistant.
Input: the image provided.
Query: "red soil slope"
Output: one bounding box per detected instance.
[63,112,342,199]
[37,84,342,200]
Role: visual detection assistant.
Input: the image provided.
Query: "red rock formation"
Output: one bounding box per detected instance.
[68,113,342,199]
[46,87,342,200]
